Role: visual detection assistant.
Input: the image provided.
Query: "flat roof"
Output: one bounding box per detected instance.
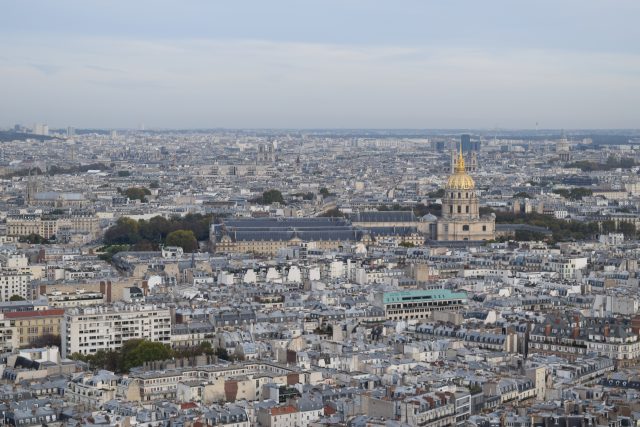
[383,289,467,304]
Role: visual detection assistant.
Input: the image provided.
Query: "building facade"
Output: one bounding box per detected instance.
[3,309,64,348]
[437,147,495,241]
[61,304,172,357]
[375,289,468,321]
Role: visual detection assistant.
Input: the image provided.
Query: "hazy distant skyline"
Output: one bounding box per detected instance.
[2,1,640,129]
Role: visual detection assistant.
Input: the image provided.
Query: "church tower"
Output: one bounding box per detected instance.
[436,144,495,241]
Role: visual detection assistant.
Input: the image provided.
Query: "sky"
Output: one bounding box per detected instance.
[2,0,640,129]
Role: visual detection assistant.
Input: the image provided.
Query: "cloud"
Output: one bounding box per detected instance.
[1,36,639,128]
[29,63,62,76]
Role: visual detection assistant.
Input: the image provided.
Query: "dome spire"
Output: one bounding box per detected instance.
[446,139,475,190]
[455,140,465,173]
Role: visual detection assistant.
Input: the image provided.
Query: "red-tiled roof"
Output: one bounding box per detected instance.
[270,405,297,415]
[180,402,198,410]
[4,309,65,319]
[324,405,336,415]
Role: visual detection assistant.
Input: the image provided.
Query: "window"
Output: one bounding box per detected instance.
[466,206,469,213]
[458,192,461,198]
[462,225,469,231]
[457,206,461,213]
[482,225,487,231]
[449,206,453,214]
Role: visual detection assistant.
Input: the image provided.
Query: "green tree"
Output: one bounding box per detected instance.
[120,339,174,372]
[166,229,198,252]
[117,170,131,177]
[200,341,214,355]
[617,221,637,239]
[601,220,617,234]
[552,188,593,201]
[215,347,231,361]
[9,294,25,301]
[103,214,216,247]
[428,189,445,198]
[513,191,532,199]
[123,187,151,202]
[319,187,330,197]
[18,233,49,244]
[320,208,344,218]
[104,217,140,245]
[260,189,284,205]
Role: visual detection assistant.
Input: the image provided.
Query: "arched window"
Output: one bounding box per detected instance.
[450,192,454,198]
[462,225,470,231]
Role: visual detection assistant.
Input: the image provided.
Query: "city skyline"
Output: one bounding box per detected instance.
[2,0,640,129]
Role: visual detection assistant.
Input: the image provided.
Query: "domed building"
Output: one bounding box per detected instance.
[436,147,495,241]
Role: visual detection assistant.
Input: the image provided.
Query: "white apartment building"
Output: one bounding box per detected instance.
[61,304,172,357]
[0,270,32,301]
[549,257,588,279]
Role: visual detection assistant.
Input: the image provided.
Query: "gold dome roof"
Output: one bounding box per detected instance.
[446,148,475,190]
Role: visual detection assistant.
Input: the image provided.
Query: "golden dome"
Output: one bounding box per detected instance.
[446,147,475,190]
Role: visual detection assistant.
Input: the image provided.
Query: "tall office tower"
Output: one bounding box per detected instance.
[461,134,472,153]
[67,126,75,138]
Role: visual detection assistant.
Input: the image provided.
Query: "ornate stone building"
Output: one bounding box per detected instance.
[436,147,495,241]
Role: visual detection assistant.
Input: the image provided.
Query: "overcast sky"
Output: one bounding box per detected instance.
[2,0,639,129]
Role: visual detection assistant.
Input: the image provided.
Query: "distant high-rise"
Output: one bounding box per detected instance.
[33,123,49,136]
[67,126,75,138]
[460,134,479,153]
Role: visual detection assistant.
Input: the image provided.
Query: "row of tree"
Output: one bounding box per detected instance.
[552,188,593,200]
[2,163,111,178]
[251,188,333,205]
[493,211,638,241]
[70,339,220,373]
[567,156,638,172]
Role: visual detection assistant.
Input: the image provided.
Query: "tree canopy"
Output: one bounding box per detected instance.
[254,189,284,205]
[18,233,52,244]
[552,188,593,200]
[70,340,215,373]
[513,191,532,199]
[123,187,151,202]
[166,230,199,252]
[103,214,215,248]
[567,156,638,172]
[491,211,639,242]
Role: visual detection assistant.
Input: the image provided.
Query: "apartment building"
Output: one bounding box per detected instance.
[3,309,65,348]
[61,304,172,357]
[6,213,100,240]
[0,270,32,301]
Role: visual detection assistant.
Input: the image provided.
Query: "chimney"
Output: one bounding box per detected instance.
[572,327,580,339]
